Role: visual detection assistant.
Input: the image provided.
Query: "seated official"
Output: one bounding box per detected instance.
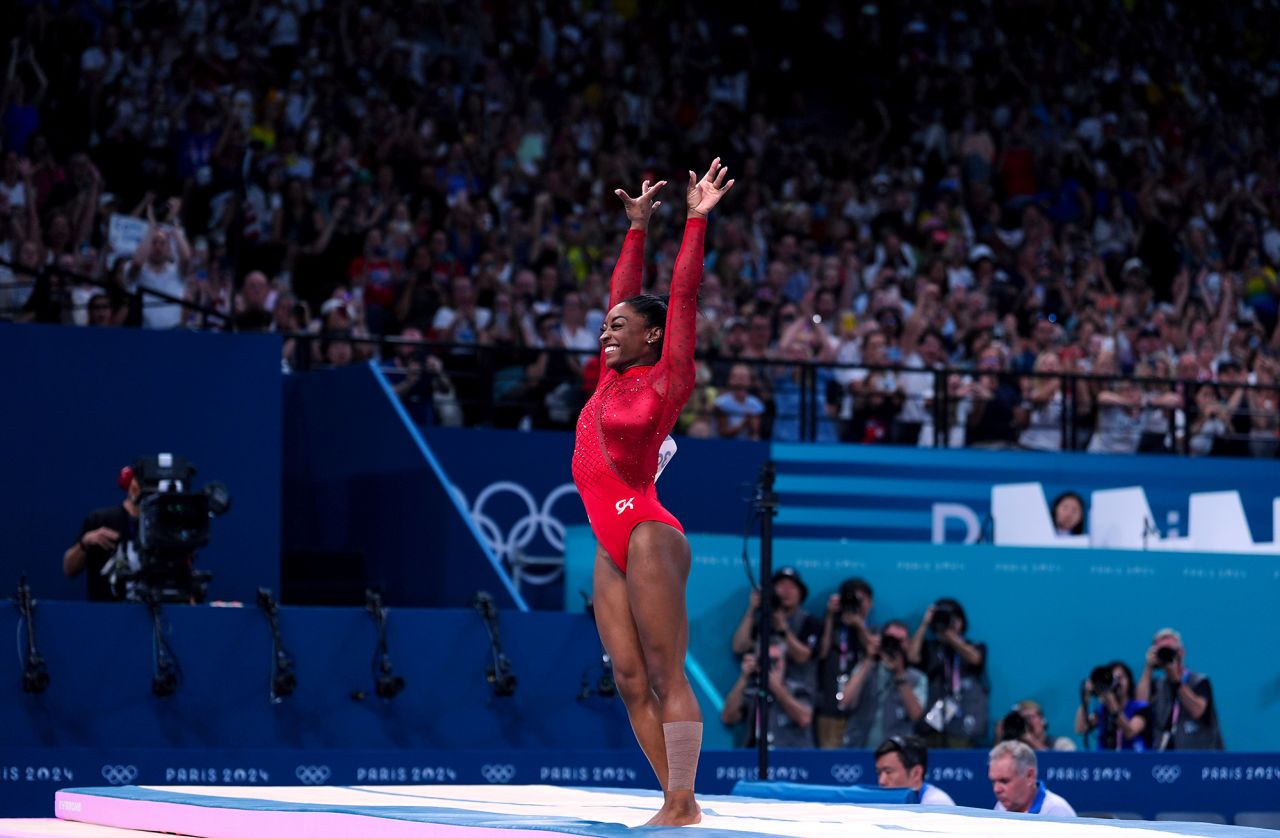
[988,740,1076,816]
[721,633,814,749]
[874,735,955,805]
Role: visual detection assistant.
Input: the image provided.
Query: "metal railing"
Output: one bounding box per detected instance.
[289,333,1280,459]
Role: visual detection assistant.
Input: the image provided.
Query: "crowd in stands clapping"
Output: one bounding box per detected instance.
[2,1,1279,451]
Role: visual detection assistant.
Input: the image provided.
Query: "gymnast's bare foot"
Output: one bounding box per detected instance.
[644,791,702,827]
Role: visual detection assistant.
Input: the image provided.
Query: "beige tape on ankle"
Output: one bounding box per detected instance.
[663,721,703,791]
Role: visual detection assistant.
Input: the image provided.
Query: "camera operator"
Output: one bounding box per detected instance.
[908,597,989,747]
[838,620,927,748]
[1074,662,1150,750]
[814,577,874,748]
[874,734,956,805]
[731,567,822,690]
[720,633,814,749]
[1135,628,1223,750]
[998,700,1077,751]
[62,467,140,601]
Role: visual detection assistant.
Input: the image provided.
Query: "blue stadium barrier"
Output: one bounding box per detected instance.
[2,744,1277,822]
[283,363,524,608]
[566,529,1280,752]
[0,324,282,601]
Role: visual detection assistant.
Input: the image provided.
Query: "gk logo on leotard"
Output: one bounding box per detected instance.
[615,497,635,515]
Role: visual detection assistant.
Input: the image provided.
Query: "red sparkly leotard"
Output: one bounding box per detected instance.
[571,217,706,572]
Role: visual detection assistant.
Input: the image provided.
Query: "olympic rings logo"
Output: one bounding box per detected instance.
[295,767,332,788]
[830,764,862,784]
[100,765,138,785]
[463,481,580,570]
[1151,765,1181,784]
[295,765,332,785]
[481,764,517,784]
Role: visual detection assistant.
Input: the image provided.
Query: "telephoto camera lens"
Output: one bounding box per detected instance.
[1155,646,1177,665]
[929,603,954,634]
[879,634,903,660]
[1000,710,1028,742]
[1089,665,1114,693]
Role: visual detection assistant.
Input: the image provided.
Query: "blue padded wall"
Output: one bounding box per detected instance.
[0,324,281,602]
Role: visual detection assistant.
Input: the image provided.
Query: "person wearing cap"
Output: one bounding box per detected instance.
[1121,257,1148,282]
[1135,628,1222,750]
[988,740,1076,816]
[874,735,955,805]
[62,465,142,602]
[731,566,822,693]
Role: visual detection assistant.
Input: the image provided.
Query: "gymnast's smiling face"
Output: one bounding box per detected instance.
[600,303,662,371]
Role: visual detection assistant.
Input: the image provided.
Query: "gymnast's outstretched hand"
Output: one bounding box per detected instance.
[686,157,734,219]
[615,179,667,231]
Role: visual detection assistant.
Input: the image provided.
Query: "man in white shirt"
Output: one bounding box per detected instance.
[988,740,1076,816]
[874,735,955,806]
[129,199,192,330]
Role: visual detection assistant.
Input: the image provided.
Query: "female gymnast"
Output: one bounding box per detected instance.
[571,159,733,826]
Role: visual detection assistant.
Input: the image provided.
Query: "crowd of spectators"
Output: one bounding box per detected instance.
[2,1,1280,452]
[720,568,1223,754]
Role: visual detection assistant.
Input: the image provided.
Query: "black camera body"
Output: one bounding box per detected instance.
[1090,665,1116,693]
[879,634,903,661]
[841,588,864,614]
[1000,709,1028,742]
[1155,646,1177,665]
[930,603,955,634]
[130,454,231,603]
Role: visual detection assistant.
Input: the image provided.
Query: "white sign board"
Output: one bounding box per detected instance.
[108,214,150,258]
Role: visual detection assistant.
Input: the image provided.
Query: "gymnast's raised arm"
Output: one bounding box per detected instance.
[608,179,665,310]
[661,159,734,398]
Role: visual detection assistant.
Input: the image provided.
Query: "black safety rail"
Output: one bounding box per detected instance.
[288,332,1280,459]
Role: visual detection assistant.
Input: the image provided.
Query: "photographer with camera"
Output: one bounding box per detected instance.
[63,466,141,601]
[908,597,989,747]
[65,455,227,604]
[1135,628,1223,750]
[998,700,1077,751]
[814,577,874,748]
[837,620,927,748]
[1074,662,1150,751]
[874,734,956,805]
[731,567,822,690]
[720,633,814,749]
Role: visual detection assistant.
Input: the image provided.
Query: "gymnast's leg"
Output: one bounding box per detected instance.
[626,521,701,827]
[592,546,670,791]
